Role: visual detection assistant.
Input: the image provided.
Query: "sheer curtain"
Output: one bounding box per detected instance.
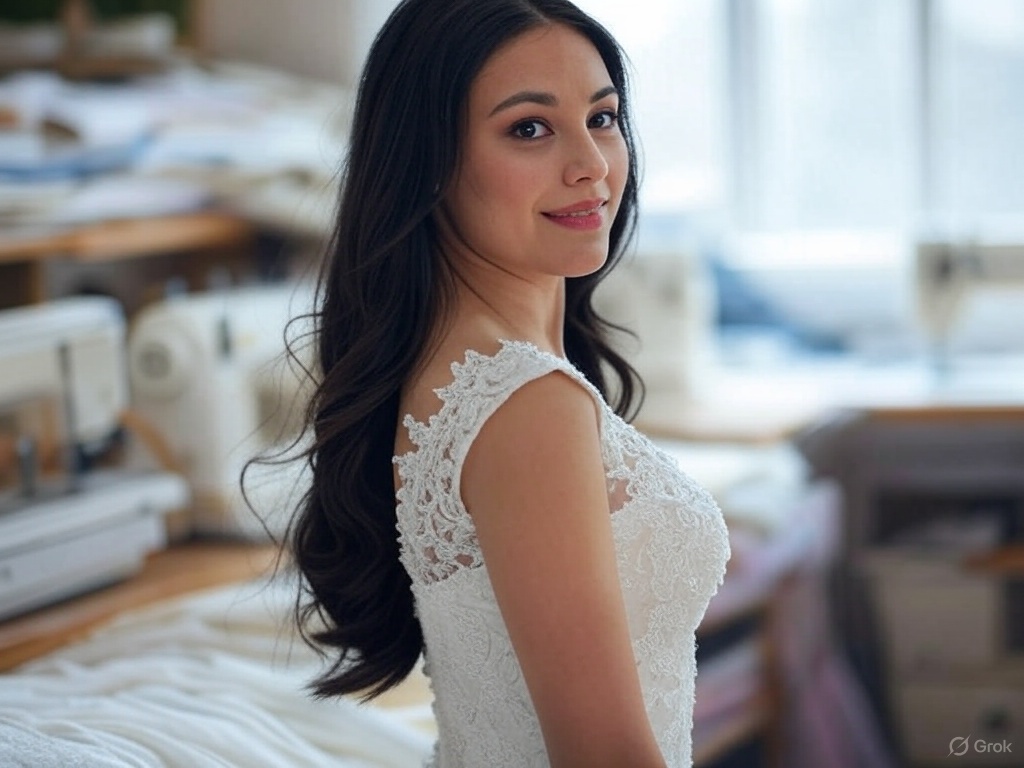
[575,0,728,219]
[932,0,1024,233]
[580,0,1024,234]
[750,0,917,231]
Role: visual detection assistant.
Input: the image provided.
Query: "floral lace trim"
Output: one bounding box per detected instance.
[393,340,602,585]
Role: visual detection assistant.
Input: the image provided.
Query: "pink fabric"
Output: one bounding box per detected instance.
[774,573,897,768]
[695,480,897,767]
[693,640,762,721]
[769,495,897,768]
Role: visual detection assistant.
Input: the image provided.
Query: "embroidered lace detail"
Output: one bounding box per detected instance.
[393,340,730,767]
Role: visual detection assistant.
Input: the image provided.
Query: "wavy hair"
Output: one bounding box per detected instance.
[287,0,644,701]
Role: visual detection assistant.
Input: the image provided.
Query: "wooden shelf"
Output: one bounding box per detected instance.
[0,540,279,671]
[0,211,254,265]
[0,210,258,308]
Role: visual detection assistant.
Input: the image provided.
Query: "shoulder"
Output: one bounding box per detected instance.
[460,360,604,522]
[402,337,600,436]
[458,341,603,460]
[471,363,600,453]
[395,336,607,490]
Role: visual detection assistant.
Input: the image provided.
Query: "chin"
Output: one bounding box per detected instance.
[563,249,610,279]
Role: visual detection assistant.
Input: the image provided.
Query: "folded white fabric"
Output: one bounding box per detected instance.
[0,579,433,768]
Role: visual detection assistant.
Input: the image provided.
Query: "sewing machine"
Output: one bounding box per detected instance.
[126,284,313,540]
[0,297,189,621]
[916,238,1024,374]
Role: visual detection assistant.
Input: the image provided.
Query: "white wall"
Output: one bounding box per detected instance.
[197,0,397,86]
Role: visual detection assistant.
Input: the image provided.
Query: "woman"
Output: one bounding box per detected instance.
[287,0,730,765]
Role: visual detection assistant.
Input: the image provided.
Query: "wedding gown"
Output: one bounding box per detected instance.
[394,340,731,767]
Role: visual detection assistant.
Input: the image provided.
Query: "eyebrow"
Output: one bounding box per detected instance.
[488,85,618,117]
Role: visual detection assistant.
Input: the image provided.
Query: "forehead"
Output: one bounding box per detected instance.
[469,24,614,111]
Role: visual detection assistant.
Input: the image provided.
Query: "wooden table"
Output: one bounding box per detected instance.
[0,210,256,309]
[0,540,279,671]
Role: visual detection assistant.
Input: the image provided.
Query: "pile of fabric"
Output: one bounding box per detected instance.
[0,578,434,767]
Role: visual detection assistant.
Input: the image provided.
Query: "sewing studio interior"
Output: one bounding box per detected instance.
[0,2,1022,767]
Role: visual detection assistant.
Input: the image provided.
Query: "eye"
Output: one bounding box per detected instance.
[588,109,619,130]
[510,120,552,140]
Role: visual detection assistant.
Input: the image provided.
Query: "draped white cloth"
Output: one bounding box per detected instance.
[0,579,434,767]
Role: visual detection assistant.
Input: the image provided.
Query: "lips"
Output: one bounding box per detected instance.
[541,198,608,231]
[543,198,607,218]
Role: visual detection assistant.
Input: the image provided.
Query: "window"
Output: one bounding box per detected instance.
[931,0,1024,231]
[578,0,728,217]
[581,0,1024,237]
[746,0,918,230]
[581,0,1024,355]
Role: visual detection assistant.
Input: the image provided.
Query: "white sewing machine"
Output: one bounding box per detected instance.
[126,284,313,540]
[0,297,189,621]
[916,238,1024,372]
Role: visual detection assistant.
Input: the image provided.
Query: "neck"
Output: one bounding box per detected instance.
[450,262,567,356]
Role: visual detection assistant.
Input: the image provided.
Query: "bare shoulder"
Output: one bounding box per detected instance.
[461,365,601,507]
[397,329,595,454]
[481,362,599,438]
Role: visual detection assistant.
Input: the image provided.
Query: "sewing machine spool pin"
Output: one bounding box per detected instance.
[57,340,85,493]
[15,436,38,499]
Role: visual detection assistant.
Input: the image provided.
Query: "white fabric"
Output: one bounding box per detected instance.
[0,579,434,767]
[393,340,731,768]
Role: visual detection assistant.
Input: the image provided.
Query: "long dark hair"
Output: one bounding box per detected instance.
[289,0,644,701]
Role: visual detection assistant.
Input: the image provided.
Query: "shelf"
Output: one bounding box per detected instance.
[0,211,254,265]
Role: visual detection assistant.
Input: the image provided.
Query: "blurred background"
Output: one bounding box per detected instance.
[0,2,1021,767]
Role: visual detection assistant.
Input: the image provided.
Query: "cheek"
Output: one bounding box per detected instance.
[609,138,630,197]
[602,139,629,222]
[446,160,532,255]
[460,157,537,226]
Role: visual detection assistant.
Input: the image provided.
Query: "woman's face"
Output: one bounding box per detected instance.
[441,23,629,282]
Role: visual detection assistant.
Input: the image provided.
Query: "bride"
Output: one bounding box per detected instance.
[281,1,731,765]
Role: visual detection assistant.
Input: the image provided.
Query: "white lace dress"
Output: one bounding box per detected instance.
[393,340,730,768]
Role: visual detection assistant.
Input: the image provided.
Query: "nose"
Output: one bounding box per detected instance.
[563,131,609,186]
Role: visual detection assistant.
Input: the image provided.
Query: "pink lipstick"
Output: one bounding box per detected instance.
[542,199,607,231]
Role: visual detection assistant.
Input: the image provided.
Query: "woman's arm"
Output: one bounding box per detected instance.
[462,370,667,768]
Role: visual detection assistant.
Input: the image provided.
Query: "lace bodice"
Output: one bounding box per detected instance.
[393,340,730,767]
